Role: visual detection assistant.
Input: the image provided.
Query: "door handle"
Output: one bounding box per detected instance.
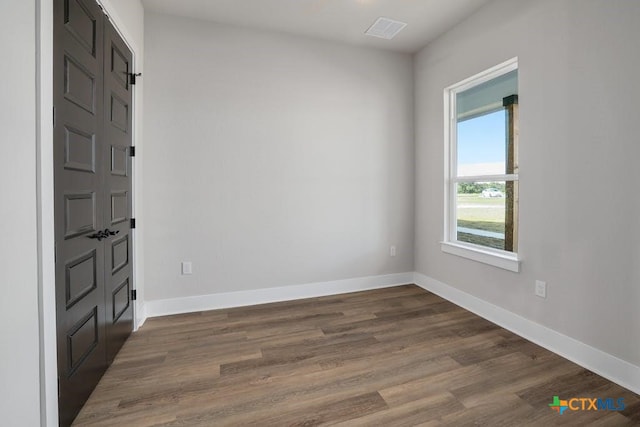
[87,231,106,241]
[87,229,119,241]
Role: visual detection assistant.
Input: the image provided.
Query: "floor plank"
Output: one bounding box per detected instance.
[74,285,639,426]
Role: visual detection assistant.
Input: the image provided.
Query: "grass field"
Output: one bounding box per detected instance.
[457,194,505,230]
[456,193,506,249]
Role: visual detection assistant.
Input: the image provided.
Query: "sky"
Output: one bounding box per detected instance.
[457,109,506,169]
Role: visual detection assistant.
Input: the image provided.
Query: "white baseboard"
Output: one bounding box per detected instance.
[144,272,414,319]
[135,301,146,330]
[413,272,640,395]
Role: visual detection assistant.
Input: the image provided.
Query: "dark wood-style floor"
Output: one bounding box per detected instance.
[74,285,639,426]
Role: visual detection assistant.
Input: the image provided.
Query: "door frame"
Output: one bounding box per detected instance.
[36,1,143,425]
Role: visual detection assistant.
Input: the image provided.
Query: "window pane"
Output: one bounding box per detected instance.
[456,181,518,252]
[457,110,506,177]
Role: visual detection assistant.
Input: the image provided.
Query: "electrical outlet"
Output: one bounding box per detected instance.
[182,261,193,275]
[390,246,396,257]
[535,280,546,298]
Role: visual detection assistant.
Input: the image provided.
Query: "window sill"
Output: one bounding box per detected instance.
[440,241,521,273]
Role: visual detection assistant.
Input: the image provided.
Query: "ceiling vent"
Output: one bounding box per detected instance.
[365,17,407,40]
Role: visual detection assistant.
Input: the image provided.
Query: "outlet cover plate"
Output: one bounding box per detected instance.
[182,261,193,275]
[535,280,546,298]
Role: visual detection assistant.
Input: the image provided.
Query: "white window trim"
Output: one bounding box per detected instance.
[441,242,520,272]
[442,57,521,273]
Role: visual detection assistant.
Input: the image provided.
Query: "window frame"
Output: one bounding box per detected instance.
[441,58,521,272]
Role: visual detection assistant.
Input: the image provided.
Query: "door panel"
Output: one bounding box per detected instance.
[110,145,128,176]
[110,234,129,274]
[103,18,134,364]
[65,249,97,308]
[109,94,129,131]
[67,307,99,373]
[63,55,96,113]
[110,191,128,224]
[54,0,134,425]
[54,1,106,425]
[63,192,96,238]
[64,0,98,55]
[64,125,96,173]
[112,279,131,317]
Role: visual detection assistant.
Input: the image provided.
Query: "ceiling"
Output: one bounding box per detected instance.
[141,0,493,53]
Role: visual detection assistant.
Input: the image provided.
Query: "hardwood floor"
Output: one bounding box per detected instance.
[74,285,640,426]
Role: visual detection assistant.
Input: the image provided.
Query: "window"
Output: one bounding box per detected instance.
[442,58,520,272]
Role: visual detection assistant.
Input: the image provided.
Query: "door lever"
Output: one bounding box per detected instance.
[87,229,119,241]
[87,231,106,241]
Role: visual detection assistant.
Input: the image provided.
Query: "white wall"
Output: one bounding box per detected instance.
[0,2,41,426]
[143,12,414,302]
[415,0,640,368]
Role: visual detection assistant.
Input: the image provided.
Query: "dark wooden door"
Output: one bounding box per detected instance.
[54,1,134,425]
[103,18,134,364]
[54,0,107,424]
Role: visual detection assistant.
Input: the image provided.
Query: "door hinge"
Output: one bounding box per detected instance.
[131,289,137,301]
[129,146,135,157]
[130,218,136,229]
[129,72,142,85]
[58,377,61,398]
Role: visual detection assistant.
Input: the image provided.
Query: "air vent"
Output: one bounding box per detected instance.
[365,17,407,40]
